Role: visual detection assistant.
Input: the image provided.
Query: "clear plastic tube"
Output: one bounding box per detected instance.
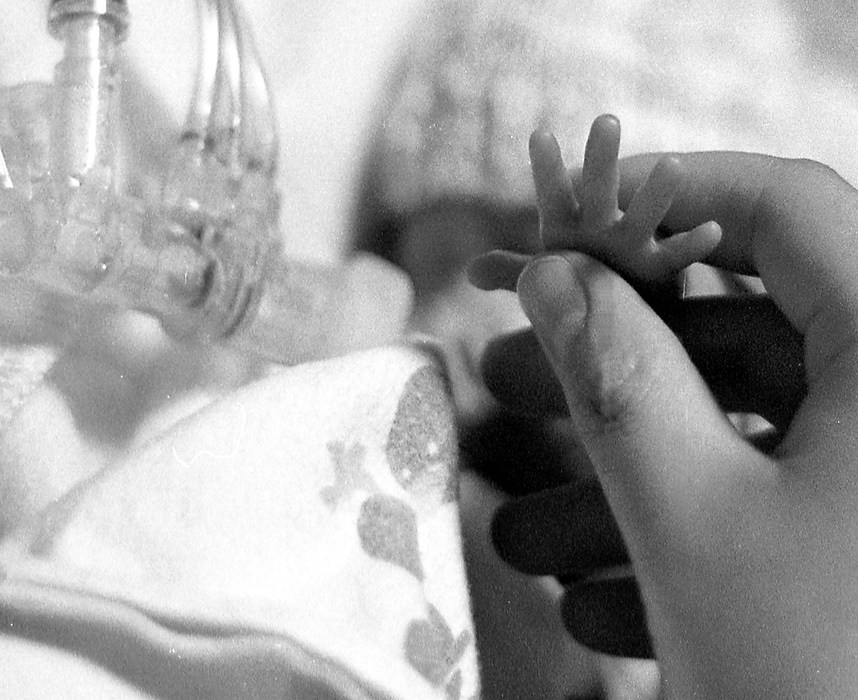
[0,1,351,366]
[47,1,127,187]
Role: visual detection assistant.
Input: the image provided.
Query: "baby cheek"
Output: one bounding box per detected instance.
[409,274,529,423]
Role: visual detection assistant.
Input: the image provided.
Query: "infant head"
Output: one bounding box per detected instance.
[354,0,810,421]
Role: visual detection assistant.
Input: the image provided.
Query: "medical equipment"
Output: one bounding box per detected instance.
[0,0,344,363]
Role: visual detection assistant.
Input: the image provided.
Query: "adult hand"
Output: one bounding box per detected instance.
[483,297,806,660]
[480,293,806,435]
[472,120,804,659]
[489,151,858,698]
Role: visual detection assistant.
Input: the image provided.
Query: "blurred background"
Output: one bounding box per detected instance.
[4,0,858,266]
[2,2,858,699]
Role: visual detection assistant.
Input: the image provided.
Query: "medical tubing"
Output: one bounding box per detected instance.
[47,0,129,186]
[0,0,352,365]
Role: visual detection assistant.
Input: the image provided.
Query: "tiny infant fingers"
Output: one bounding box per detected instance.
[657,221,722,270]
[577,114,622,232]
[616,156,720,281]
[621,155,683,245]
[529,129,579,250]
[527,118,714,288]
[467,250,532,292]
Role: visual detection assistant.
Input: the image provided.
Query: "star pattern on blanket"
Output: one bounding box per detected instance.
[320,441,378,510]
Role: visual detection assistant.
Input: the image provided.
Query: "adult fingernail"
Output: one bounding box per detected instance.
[517,255,587,365]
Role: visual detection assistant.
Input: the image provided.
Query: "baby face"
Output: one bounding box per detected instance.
[395,201,540,425]
[394,199,595,492]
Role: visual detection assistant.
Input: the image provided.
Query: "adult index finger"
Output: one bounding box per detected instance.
[616,153,858,343]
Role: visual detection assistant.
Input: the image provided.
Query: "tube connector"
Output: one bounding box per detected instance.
[47,0,128,190]
[47,0,130,43]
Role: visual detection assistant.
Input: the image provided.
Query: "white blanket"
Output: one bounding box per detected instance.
[0,344,479,699]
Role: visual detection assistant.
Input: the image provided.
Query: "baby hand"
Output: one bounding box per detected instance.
[532,114,721,284]
[469,114,722,294]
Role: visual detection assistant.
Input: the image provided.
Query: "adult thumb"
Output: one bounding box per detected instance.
[516,253,757,557]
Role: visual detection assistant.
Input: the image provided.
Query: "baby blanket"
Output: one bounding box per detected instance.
[0,344,479,699]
